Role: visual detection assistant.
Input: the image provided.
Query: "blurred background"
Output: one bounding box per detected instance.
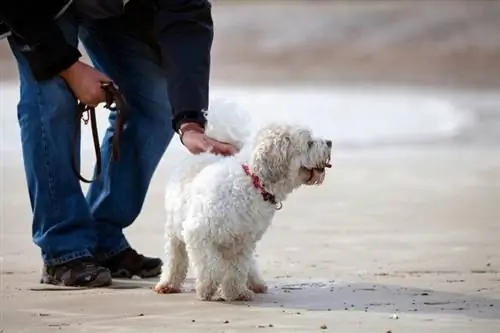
[209,0,500,90]
[3,0,500,151]
[2,0,500,88]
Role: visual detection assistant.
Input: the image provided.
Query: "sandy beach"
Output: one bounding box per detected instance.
[1,1,500,332]
[1,147,500,332]
[2,85,500,332]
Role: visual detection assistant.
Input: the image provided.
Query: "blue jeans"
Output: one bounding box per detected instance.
[8,10,173,266]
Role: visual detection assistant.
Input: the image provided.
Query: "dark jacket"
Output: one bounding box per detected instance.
[0,0,212,131]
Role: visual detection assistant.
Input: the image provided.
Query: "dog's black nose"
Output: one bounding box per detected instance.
[326,140,332,148]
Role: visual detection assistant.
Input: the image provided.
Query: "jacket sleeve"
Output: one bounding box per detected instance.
[0,0,81,80]
[154,0,213,132]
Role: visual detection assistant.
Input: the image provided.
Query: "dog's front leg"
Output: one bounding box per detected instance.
[247,254,267,294]
[220,248,254,301]
[187,243,224,301]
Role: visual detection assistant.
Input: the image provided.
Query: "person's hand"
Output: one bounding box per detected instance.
[180,123,237,156]
[59,61,112,106]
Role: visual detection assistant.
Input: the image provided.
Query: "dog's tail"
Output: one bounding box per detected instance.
[203,99,251,151]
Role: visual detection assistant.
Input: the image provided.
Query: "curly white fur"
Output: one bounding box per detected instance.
[155,99,332,301]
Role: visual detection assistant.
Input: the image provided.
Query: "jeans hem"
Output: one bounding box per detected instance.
[44,249,93,266]
[95,240,131,261]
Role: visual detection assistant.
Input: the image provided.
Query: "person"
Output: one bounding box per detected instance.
[0,0,236,287]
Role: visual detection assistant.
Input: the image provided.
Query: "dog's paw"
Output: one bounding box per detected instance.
[154,283,181,294]
[248,283,268,294]
[195,286,217,301]
[212,295,226,302]
[218,288,255,302]
[235,289,255,301]
[197,293,215,301]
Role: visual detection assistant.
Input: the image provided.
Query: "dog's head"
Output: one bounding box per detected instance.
[249,124,332,193]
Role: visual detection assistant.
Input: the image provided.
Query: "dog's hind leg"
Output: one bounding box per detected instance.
[220,247,254,301]
[154,236,188,294]
[247,254,267,294]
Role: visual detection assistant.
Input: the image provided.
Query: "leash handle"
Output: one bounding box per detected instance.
[100,81,128,162]
[71,103,101,184]
[71,82,128,183]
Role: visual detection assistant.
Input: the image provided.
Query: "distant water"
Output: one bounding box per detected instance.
[0,83,480,154]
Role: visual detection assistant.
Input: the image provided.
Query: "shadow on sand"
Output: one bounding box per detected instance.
[240,280,500,320]
[38,276,499,320]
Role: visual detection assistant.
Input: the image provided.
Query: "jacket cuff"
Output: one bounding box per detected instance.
[172,110,206,133]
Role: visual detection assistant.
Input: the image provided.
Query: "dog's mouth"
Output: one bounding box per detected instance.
[300,158,332,185]
[304,158,332,173]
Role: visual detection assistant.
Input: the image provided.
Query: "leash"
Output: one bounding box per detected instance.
[71,82,128,183]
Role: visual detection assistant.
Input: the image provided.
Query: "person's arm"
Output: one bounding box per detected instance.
[154,0,213,133]
[0,0,81,80]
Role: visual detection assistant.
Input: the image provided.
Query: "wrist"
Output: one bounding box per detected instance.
[180,122,204,132]
[59,61,80,82]
[172,111,206,133]
[179,122,204,145]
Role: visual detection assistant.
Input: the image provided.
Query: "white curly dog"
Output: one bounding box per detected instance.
[154,101,332,301]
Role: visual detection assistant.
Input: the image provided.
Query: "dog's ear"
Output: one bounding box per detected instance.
[251,128,293,184]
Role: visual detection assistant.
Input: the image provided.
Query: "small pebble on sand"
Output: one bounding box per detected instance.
[224,320,230,324]
[320,324,328,329]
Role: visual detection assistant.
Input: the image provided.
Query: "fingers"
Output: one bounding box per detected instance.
[203,144,214,154]
[88,85,107,106]
[210,142,237,156]
[60,61,114,107]
[196,136,213,154]
[205,137,238,156]
[221,144,237,156]
[181,132,238,156]
[98,72,113,83]
[89,73,112,106]
[189,142,234,156]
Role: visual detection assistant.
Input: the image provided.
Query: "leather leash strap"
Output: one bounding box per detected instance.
[71,82,128,183]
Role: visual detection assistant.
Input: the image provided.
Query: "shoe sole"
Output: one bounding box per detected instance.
[111,265,162,279]
[40,272,112,288]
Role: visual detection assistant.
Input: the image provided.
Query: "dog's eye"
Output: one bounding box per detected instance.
[307,140,313,149]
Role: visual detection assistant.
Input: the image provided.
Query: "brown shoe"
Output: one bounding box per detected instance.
[100,248,162,278]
